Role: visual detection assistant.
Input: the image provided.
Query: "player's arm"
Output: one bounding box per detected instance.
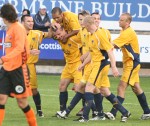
[107,48,119,77]
[78,52,91,71]
[80,52,89,62]
[62,30,79,43]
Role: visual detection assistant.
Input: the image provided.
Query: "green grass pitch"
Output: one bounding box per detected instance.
[2,75,150,126]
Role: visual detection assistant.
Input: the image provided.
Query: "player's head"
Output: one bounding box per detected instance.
[83,16,96,32]
[91,12,101,28]
[119,12,132,29]
[22,9,30,16]
[51,7,63,24]
[21,14,34,30]
[0,3,17,23]
[51,23,66,41]
[78,10,90,27]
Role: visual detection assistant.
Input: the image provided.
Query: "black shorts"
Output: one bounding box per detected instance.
[0,66,28,96]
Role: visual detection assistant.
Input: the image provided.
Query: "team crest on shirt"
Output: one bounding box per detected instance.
[89,47,93,52]
[68,44,71,47]
[83,42,86,47]
[32,37,36,41]
[91,40,94,44]
[84,34,86,38]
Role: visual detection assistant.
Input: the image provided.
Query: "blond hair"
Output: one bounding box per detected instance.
[83,16,95,25]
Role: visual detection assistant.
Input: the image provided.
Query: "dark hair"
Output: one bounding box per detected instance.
[91,12,101,19]
[0,3,17,23]
[78,10,90,18]
[91,12,99,16]
[51,24,63,32]
[21,14,31,22]
[22,9,30,15]
[51,7,62,14]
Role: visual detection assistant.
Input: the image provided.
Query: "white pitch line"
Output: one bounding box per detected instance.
[40,93,150,107]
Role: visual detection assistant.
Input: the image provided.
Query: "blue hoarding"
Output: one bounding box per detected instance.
[0,0,149,22]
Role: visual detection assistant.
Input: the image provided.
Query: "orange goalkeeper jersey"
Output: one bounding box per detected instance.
[1,22,29,71]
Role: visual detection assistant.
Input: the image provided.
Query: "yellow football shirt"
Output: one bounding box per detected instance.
[58,35,82,63]
[76,27,89,54]
[62,11,81,33]
[27,30,44,63]
[113,27,140,63]
[88,28,113,62]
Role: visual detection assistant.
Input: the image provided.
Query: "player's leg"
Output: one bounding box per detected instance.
[132,82,150,120]
[82,83,95,121]
[0,68,10,125]
[57,62,83,118]
[17,97,37,126]
[0,94,8,125]
[108,80,128,117]
[101,87,130,122]
[57,82,85,118]
[28,63,44,117]
[59,78,71,111]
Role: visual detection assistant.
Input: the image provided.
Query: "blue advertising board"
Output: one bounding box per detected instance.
[39,38,64,60]
[0,0,149,22]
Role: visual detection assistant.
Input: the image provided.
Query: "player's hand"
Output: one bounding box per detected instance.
[78,64,84,71]
[45,22,50,27]
[30,49,40,55]
[112,66,119,77]
[62,34,69,44]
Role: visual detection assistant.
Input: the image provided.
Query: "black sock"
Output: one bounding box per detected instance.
[91,101,97,112]
[67,92,83,114]
[106,93,127,116]
[82,96,85,107]
[83,92,94,120]
[94,93,103,116]
[59,91,68,111]
[110,96,124,116]
[0,105,5,109]
[22,105,30,113]
[33,92,41,112]
[137,92,150,114]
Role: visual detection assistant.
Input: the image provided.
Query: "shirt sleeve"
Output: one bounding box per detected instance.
[113,30,131,48]
[2,26,26,62]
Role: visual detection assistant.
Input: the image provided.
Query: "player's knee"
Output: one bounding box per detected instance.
[0,95,7,105]
[59,84,68,92]
[17,98,28,109]
[132,84,142,95]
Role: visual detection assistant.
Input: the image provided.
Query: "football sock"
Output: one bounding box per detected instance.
[67,92,83,114]
[137,92,150,114]
[83,92,94,120]
[0,105,5,126]
[59,91,68,111]
[82,96,85,107]
[33,92,42,112]
[22,105,37,126]
[106,93,128,116]
[110,96,124,116]
[94,93,103,116]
